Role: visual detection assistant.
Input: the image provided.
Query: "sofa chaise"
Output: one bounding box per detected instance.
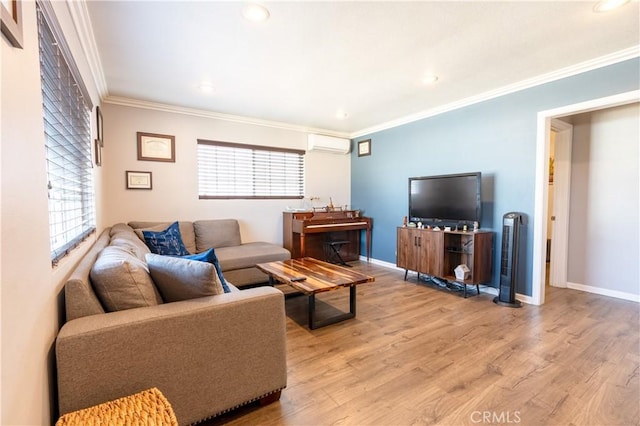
[127,219,291,287]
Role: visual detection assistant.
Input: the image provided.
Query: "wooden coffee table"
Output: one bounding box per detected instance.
[256,257,375,329]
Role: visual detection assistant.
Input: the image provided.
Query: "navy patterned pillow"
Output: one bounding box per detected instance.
[178,247,231,293]
[142,221,190,256]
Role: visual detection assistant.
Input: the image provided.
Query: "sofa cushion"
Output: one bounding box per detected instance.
[110,237,151,262]
[109,223,151,261]
[110,222,137,237]
[90,246,163,312]
[225,282,240,292]
[146,253,224,302]
[222,267,272,288]
[193,219,242,252]
[129,221,196,254]
[215,242,291,271]
[139,222,190,256]
[179,248,230,293]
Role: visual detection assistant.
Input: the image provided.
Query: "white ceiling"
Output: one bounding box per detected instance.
[85,1,640,136]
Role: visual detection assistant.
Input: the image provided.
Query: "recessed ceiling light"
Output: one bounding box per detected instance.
[593,0,630,12]
[198,83,215,94]
[423,74,439,85]
[242,3,270,22]
[335,110,348,120]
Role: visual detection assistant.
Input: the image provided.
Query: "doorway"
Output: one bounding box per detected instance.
[531,90,639,305]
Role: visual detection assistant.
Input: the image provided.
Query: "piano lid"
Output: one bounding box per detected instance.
[296,209,361,220]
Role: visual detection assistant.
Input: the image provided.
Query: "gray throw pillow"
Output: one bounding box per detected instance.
[90,246,163,312]
[146,253,224,302]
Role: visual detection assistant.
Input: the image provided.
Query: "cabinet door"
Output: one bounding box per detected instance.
[419,231,444,276]
[397,227,418,270]
[471,232,493,284]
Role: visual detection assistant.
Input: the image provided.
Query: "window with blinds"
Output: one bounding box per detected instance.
[37,2,95,264]
[197,140,305,199]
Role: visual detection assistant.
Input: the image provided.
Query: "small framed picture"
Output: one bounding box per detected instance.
[96,106,104,146]
[1,0,23,49]
[358,139,371,157]
[126,171,152,190]
[137,132,175,162]
[94,139,102,166]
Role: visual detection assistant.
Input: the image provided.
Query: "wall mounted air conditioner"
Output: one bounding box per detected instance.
[307,134,350,155]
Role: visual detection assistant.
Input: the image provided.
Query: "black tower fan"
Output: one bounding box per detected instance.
[494,212,525,308]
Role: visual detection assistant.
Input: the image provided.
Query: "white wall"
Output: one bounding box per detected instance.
[567,103,639,298]
[1,1,103,424]
[101,102,351,244]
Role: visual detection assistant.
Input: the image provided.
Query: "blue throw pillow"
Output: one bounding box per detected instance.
[142,221,190,256]
[179,247,230,293]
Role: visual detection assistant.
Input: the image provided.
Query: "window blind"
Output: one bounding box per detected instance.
[197,140,305,199]
[37,2,95,264]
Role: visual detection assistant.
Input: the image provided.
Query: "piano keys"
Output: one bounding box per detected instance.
[283,210,372,262]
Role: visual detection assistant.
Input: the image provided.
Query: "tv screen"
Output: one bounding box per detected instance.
[409,172,481,225]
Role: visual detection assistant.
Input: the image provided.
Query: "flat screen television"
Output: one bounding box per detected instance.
[408,172,481,226]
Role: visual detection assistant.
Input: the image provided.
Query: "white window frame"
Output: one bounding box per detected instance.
[197,139,305,199]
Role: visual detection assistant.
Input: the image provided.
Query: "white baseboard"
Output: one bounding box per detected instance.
[515,293,534,304]
[480,286,499,296]
[567,282,640,303]
[359,257,511,300]
[359,256,402,270]
[358,258,639,304]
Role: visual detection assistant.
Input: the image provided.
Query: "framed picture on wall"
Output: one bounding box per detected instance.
[94,139,102,166]
[126,171,152,190]
[358,139,371,157]
[96,106,104,146]
[137,132,175,162]
[1,0,23,48]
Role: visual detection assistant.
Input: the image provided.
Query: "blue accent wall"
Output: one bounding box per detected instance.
[351,58,640,296]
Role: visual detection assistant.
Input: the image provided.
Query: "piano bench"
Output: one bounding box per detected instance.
[324,240,351,267]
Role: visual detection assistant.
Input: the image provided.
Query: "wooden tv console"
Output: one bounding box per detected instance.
[396,227,493,297]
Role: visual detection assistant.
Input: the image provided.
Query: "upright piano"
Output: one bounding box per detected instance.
[283,210,372,262]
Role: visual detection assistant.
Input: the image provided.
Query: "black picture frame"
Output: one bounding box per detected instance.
[96,106,104,147]
[358,139,371,157]
[126,170,152,190]
[94,139,102,166]
[137,132,176,162]
[1,0,23,49]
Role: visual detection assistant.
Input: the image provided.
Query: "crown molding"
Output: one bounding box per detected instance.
[103,96,352,139]
[349,46,640,139]
[66,0,108,101]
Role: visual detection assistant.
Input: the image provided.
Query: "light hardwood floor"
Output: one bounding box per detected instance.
[206,262,639,426]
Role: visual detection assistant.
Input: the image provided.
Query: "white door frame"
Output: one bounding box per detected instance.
[531,90,639,305]
[548,119,573,289]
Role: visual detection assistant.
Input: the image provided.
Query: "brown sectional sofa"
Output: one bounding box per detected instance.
[56,220,290,425]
